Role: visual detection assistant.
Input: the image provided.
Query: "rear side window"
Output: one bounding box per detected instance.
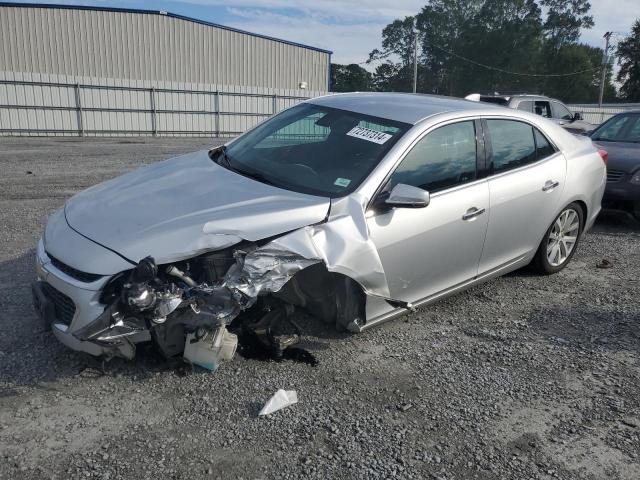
[534,128,556,159]
[486,120,537,173]
[389,121,477,193]
[517,101,534,113]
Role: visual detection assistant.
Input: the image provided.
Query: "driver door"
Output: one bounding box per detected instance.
[367,120,490,303]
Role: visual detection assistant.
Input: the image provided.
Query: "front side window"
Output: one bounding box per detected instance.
[487,120,537,173]
[534,101,552,118]
[388,121,477,193]
[551,102,574,120]
[222,103,410,197]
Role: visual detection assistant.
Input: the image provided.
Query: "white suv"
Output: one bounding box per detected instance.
[467,93,595,134]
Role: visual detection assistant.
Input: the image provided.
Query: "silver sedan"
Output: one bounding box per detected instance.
[33,93,607,366]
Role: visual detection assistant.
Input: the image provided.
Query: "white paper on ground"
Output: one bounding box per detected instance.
[258,389,298,416]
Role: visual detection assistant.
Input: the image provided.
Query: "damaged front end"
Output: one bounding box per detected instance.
[73,244,324,369]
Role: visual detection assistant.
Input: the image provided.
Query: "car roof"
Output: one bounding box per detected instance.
[308,92,503,125]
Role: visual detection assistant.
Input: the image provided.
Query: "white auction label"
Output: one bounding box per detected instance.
[346,126,393,144]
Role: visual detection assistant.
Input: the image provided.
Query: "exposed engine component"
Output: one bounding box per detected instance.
[73,245,325,368]
[166,265,198,288]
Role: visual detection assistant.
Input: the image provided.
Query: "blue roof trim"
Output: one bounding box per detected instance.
[0,2,333,55]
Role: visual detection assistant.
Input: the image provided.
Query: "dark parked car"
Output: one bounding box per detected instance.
[467,93,595,134]
[590,111,640,220]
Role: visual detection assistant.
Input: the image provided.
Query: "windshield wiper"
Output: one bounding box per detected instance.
[208,145,234,168]
[208,145,279,187]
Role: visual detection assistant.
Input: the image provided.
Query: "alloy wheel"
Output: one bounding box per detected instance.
[546,208,580,267]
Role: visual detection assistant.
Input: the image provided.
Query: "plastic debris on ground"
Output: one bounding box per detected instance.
[258,389,298,416]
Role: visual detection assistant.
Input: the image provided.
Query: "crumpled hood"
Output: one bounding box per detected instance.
[65,150,330,264]
[593,140,640,173]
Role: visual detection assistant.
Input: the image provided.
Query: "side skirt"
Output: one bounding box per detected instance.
[358,254,531,332]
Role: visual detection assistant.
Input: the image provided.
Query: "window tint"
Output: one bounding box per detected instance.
[224,103,410,197]
[517,101,534,113]
[534,128,555,159]
[486,120,537,173]
[551,102,574,120]
[389,121,477,193]
[256,111,329,148]
[534,101,551,118]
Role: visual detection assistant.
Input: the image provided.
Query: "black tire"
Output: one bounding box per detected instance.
[532,202,584,274]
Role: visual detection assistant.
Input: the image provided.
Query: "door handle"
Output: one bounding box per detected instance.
[462,207,486,221]
[542,180,560,192]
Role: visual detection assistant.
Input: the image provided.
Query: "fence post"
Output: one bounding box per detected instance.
[74,83,84,137]
[272,94,277,116]
[214,91,220,137]
[150,87,157,137]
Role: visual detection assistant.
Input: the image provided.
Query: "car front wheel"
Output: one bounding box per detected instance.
[533,203,583,274]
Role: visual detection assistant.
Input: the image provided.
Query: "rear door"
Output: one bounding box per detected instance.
[477,119,566,274]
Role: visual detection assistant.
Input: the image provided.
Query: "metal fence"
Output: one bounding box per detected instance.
[0,79,313,137]
[568,103,640,125]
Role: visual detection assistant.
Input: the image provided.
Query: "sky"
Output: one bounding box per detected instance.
[4,0,637,66]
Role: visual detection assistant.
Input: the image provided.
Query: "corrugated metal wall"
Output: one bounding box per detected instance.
[0,4,330,136]
[0,5,330,91]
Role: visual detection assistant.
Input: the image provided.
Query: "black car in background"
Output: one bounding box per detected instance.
[590,111,640,220]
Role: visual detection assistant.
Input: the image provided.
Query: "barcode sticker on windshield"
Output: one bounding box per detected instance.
[346,126,393,144]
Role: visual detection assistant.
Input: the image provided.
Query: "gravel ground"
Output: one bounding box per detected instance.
[0,137,639,480]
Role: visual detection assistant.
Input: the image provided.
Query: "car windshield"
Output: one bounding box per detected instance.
[219,103,411,197]
[591,113,640,143]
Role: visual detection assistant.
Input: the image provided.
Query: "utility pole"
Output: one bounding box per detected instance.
[412,21,418,93]
[598,32,612,107]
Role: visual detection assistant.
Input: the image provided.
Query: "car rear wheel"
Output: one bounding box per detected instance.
[532,203,583,274]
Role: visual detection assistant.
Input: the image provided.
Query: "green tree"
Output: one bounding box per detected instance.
[368,0,611,102]
[368,16,418,68]
[616,20,640,101]
[541,0,594,49]
[542,43,614,103]
[330,64,373,92]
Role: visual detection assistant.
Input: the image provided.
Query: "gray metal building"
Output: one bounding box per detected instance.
[0,3,332,136]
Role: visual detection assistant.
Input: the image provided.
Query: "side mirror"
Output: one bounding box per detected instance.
[573,112,583,121]
[384,183,430,208]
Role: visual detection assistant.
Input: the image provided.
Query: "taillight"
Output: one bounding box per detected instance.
[598,149,608,166]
